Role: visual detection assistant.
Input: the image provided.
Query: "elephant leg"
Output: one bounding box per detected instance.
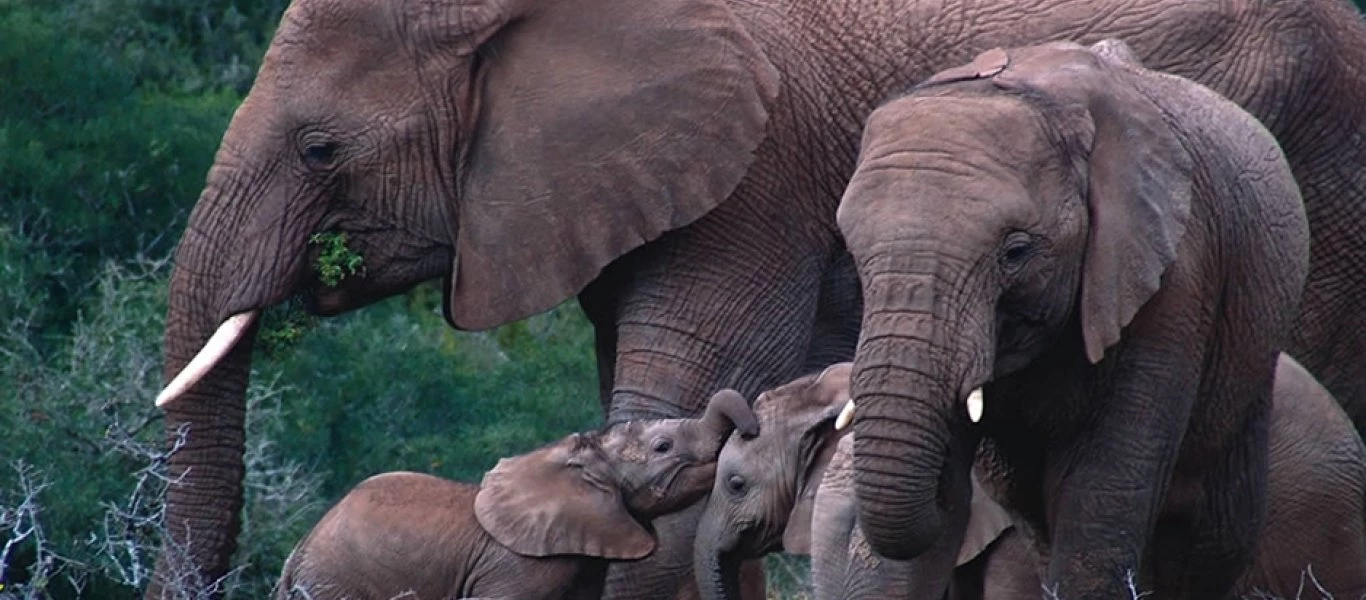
[1148,429,1268,599]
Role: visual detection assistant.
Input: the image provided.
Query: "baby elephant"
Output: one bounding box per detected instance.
[276,390,758,600]
[691,362,1025,600]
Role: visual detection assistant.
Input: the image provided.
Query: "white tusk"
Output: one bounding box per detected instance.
[966,388,984,423]
[156,311,259,408]
[835,399,856,431]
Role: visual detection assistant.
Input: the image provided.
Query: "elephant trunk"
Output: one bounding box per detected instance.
[850,253,984,561]
[149,156,319,596]
[148,216,259,598]
[702,389,760,442]
[694,506,745,600]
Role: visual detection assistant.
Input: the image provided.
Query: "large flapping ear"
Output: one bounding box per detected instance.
[474,436,655,559]
[955,474,1014,565]
[782,363,854,553]
[989,40,1194,363]
[446,0,780,329]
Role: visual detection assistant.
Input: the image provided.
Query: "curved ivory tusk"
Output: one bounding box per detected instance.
[966,388,984,423]
[155,311,259,408]
[835,399,856,431]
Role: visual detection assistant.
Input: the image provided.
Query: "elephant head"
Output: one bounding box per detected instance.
[475,388,760,558]
[152,0,778,586]
[693,362,852,600]
[837,40,1194,559]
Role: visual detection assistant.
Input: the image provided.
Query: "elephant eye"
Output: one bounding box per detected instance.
[652,438,672,454]
[303,142,339,168]
[727,474,746,495]
[999,232,1036,271]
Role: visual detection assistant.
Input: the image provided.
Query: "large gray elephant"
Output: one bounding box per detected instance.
[276,390,758,600]
[839,40,1312,598]
[151,0,1366,595]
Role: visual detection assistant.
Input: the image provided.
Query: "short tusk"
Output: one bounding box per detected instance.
[835,399,856,431]
[156,311,259,408]
[966,388,984,423]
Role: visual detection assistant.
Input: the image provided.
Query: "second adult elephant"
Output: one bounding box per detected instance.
[840,41,1311,598]
[152,0,1366,595]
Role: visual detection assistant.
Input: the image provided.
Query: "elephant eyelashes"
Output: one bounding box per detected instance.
[652,439,673,454]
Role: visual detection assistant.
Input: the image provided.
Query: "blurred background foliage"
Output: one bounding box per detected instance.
[0,0,1361,597]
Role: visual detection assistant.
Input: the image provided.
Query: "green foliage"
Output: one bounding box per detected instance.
[0,260,323,599]
[308,232,365,288]
[0,1,260,343]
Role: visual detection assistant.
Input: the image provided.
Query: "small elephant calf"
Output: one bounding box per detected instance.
[276,390,758,600]
[692,362,1024,600]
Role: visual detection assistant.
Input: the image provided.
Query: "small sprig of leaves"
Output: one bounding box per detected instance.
[309,231,364,288]
[257,298,317,357]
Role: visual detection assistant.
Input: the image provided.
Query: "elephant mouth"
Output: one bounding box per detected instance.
[646,462,716,510]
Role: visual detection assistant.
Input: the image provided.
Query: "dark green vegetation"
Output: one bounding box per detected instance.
[1,0,1361,597]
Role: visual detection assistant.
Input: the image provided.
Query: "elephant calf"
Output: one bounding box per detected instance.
[276,390,758,600]
[692,362,1034,600]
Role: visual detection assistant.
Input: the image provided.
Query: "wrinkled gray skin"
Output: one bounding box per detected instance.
[276,391,758,600]
[155,0,1366,596]
[840,41,1312,598]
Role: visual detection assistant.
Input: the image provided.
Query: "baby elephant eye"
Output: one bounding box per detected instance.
[652,439,673,454]
[727,474,746,494]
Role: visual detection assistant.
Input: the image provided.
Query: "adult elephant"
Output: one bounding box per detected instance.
[838,39,1312,598]
[150,0,1366,596]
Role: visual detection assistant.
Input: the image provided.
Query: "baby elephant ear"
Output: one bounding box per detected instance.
[474,437,655,559]
[956,475,1014,566]
[782,363,855,554]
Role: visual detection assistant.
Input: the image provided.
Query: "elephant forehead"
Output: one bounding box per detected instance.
[860,95,1048,169]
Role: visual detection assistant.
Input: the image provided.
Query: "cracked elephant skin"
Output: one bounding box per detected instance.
[838,40,1315,599]
[152,0,1366,596]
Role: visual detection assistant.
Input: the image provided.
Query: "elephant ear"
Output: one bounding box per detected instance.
[992,41,1194,363]
[782,363,854,554]
[955,475,1014,566]
[474,436,655,559]
[447,0,781,329]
